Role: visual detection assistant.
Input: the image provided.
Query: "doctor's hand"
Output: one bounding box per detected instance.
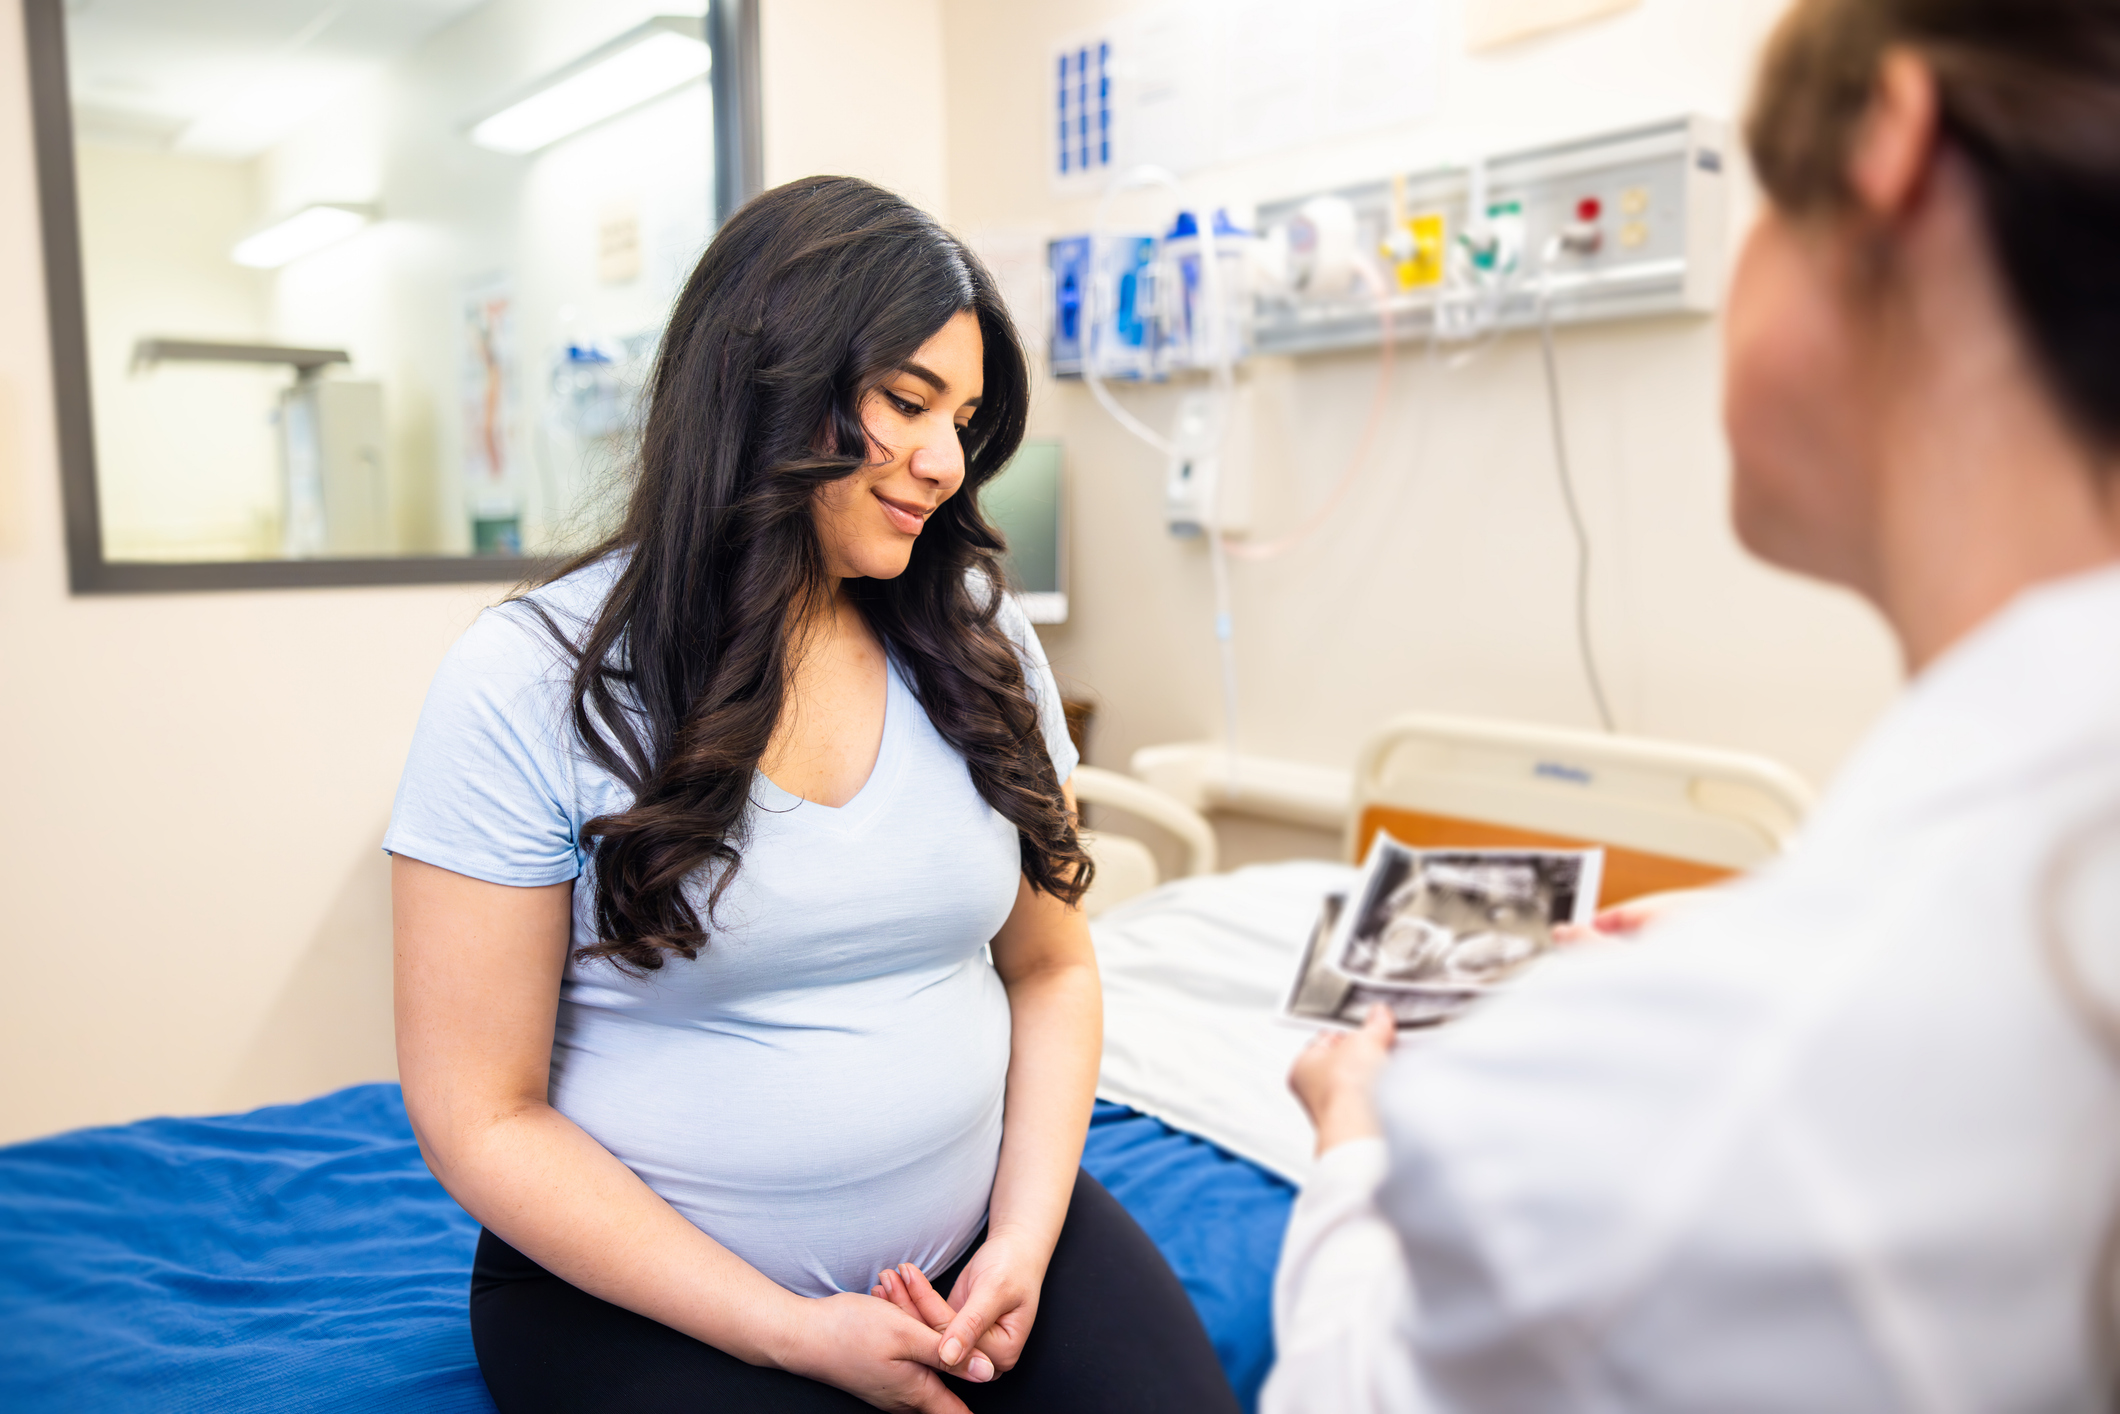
[871,1235,1047,1382]
[1552,888,1709,946]
[1289,1003,1398,1158]
[774,1290,975,1413]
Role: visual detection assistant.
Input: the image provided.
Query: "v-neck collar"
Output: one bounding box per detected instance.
[750,655,909,833]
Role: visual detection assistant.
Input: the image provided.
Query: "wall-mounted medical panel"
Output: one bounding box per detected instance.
[1251,115,1728,358]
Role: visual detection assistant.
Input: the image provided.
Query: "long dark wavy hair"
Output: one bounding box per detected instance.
[520,176,1090,973]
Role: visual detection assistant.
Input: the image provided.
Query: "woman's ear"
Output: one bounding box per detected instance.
[1850,47,1941,219]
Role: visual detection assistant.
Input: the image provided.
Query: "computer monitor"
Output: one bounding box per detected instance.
[979,438,1066,624]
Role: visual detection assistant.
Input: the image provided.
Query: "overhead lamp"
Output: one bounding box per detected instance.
[469,16,710,155]
[230,203,376,269]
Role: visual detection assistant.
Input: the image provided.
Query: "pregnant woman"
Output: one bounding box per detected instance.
[387,178,1237,1414]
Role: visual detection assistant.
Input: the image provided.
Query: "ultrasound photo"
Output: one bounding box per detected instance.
[1281,892,1483,1031]
[1325,835,1604,995]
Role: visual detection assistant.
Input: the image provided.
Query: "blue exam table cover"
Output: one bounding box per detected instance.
[0,1085,1293,1413]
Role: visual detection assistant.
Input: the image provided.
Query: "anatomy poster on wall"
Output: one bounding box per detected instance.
[460,276,522,555]
[1465,0,1640,52]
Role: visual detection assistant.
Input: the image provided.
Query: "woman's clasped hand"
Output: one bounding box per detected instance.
[871,1231,1048,1386]
[776,1227,1059,1414]
[774,1283,987,1414]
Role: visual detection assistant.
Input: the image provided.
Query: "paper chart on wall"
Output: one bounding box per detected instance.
[1052,0,1442,191]
[1464,0,1640,53]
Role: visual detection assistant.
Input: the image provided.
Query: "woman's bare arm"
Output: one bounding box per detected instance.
[392,854,970,1413]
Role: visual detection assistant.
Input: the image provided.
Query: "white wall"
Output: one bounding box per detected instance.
[74,144,283,560]
[941,0,1903,835]
[262,0,714,556]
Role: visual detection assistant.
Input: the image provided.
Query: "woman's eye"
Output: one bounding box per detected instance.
[886,393,923,417]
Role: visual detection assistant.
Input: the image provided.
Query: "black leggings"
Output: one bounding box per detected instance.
[469,1168,1241,1413]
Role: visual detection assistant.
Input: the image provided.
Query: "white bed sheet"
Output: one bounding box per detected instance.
[1090,859,1357,1185]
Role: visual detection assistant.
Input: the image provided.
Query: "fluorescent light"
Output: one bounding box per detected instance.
[471,21,710,155]
[231,204,374,269]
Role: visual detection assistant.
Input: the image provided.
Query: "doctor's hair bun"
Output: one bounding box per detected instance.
[1747,0,2120,452]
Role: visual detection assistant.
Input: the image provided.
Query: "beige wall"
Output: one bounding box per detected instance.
[760,0,950,210]
[940,0,1903,828]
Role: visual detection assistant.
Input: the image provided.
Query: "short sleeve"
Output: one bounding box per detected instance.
[990,584,1080,784]
[382,603,587,887]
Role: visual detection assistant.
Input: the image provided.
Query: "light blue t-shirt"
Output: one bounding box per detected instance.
[383,556,1079,1296]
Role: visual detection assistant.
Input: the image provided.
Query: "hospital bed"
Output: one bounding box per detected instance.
[1083,712,1814,1180]
[0,716,1810,1414]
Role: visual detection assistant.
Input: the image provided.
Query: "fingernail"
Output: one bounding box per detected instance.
[968,1353,995,1382]
[940,1337,963,1365]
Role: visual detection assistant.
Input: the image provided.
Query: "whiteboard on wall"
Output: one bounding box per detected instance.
[1465,0,1640,52]
[1051,0,1443,190]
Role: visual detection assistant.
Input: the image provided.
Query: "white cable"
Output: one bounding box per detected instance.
[1205,506,1242,792]
[1192,188,1242,788]
[1535,236,1617,733]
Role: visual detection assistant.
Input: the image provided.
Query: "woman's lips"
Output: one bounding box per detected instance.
[874,491,933,536]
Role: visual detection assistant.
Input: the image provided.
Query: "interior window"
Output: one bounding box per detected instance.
[35,0,748,587]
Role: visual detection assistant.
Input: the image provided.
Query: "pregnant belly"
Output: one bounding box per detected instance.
[547,966,1011,1297]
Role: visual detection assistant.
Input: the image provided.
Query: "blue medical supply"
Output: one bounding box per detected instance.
[1049,233,1159,380]
[1160,209,1252,374]
[1049,234,1091,375]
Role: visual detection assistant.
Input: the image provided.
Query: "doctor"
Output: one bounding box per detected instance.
[1265,0,2120,1407]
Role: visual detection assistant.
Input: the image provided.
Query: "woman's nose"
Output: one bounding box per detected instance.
[907,424,965,492]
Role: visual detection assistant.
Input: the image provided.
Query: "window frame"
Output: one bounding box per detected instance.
[21,0,762,594]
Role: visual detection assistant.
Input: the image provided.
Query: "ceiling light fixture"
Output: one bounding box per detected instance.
[230,203,378,269]
[469,16,709,156]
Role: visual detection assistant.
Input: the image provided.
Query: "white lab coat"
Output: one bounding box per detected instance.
[1263,565,2120,1414]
